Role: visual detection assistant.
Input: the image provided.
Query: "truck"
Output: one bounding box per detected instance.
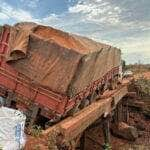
[0,23,121,127]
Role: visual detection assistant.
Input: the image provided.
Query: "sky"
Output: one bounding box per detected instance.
[0,0,150,64]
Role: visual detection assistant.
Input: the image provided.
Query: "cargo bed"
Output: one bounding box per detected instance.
[0,24,121,125]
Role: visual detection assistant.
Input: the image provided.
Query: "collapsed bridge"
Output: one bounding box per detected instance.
[25,78,133,150]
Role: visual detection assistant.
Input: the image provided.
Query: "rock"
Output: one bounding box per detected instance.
[111,122,138,141]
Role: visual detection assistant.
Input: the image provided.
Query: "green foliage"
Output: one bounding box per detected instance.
[103,143,112,150]
[30,125,42,137]
[0,26,2,34]
[135,76,150,96]
[122,60,126,71]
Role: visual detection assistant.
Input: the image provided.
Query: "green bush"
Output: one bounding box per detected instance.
[30,125,42,137]
[0,26,2,34]
[135,76,150,96]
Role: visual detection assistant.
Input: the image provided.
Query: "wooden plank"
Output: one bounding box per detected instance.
[43,83,128,141]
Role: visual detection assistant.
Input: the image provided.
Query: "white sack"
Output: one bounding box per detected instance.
[0,107,26,150]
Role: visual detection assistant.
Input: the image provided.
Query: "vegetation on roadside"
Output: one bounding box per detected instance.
[0,26,2,34]
[134,76,150,96]
[30,125,42,137]
[125,64,150,74]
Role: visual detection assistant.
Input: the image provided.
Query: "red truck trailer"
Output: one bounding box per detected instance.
[0,23,121,126]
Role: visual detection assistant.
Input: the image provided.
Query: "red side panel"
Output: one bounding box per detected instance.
[0,26,67,116]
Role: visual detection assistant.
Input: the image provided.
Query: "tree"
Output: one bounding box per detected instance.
[122,60,126,71]
[0,26,2,34]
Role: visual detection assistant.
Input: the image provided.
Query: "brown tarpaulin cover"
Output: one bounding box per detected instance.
[6,23,121,97]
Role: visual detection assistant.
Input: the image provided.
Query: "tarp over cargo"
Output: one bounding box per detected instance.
[6,22,121,97]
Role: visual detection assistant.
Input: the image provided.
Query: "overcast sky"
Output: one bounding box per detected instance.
[0,0,150,64]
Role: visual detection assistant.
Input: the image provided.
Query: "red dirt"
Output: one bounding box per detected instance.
[84,110,150,150]
[34,26,87,53]
[24,135,49,150]
[134,71,150,80]
[33,25,108,54]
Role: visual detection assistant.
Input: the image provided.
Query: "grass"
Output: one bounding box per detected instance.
[30,125,42,138]
[135,76,150,96]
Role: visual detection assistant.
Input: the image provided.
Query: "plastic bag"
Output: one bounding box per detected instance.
[0,107,26,150]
